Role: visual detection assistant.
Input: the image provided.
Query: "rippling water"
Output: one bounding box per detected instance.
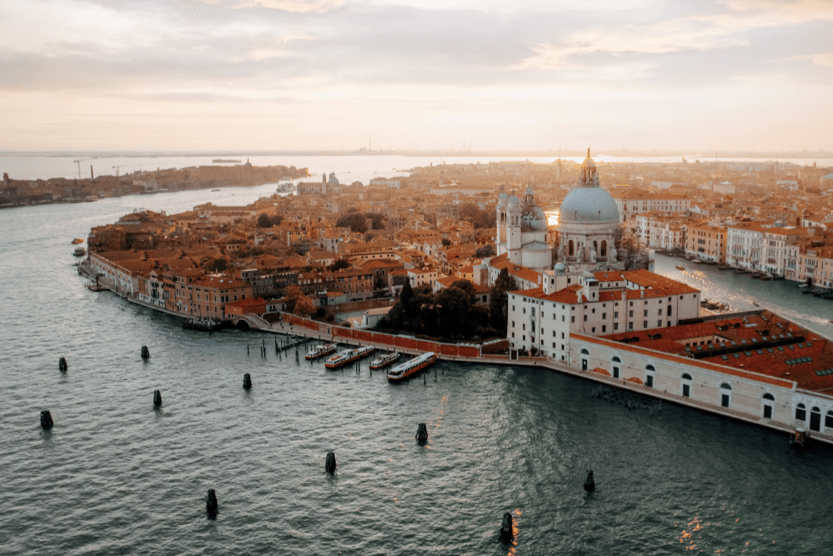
[2,191,833,555]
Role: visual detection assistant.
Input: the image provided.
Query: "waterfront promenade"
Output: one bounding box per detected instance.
[79,259,833,447]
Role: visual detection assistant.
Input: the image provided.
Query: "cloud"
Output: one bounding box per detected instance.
[232,0,341,12]
[0,0,831,150]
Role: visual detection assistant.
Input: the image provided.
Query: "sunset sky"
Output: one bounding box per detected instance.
[1,0,831,152]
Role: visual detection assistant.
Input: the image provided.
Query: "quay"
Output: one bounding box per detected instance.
[79,259,833,448]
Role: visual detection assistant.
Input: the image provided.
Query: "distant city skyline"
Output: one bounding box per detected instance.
[1,0,831,152]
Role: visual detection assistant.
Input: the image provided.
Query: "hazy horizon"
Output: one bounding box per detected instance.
[2,0,832,152]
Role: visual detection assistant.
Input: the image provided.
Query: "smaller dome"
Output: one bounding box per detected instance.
[525,185,534,196]
[508,195,519,205]
[554,262,566,273]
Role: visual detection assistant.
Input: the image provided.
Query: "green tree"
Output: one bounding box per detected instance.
[489,268,517,332]
[256,213,273,228]
[400,279,414,309]
[476,244,496,258]
[328,259,351,271]
[450,279,476,303]
[436,286,472,338]
[336,213,368,233]
[205,258,228,272]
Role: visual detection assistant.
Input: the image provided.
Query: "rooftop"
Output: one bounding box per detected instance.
[602,310,833,393]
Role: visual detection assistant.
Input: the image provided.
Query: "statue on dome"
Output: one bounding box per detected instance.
[557,244,566,260]
[590,248,597,263]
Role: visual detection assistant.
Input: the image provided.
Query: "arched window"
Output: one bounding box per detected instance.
[568,240,574,257]
[720,383,731,408]
[681,373,692,398]
[796,403,807,421]
[826,410,833,430]
[600,240,607,258]
[762,393,775,419]
[581,349,590,355]
[611,356,621,379]
[580,348,589,371]
[810,407,822,432]
[593,240,598,253]
[645,364,655,388]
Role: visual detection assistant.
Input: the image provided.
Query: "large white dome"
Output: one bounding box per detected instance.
[559,186,619,223]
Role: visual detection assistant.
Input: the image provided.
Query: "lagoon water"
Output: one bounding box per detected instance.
[2,170,833,555]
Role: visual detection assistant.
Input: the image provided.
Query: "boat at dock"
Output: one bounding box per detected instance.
[276,179,295,193]
[325,346,375,369]
[675,265,685,271]
[387,352,438,382]
[183,317,225,332]
[73,246,86,256]
[306,343,337,360]
[369,352,400,370]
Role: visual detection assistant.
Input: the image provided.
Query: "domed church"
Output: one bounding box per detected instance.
[493,148,625,276]
[555,148,624,270]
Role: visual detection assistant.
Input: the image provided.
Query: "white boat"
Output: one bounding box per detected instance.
[387,352,437,382]
[73,247,86,256]
[276,178,295,193]
[306,343,337,360]
[369,352,400,370]
[325,346,375,369]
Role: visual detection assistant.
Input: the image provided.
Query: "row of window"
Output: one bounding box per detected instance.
[579,349,792,419]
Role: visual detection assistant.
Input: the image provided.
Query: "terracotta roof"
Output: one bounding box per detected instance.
[599,310,833,392]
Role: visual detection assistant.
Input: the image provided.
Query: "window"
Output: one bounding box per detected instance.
[643,321,647,328]
[658,309,662,316]
[584,315,587,321]
[602,325,606,333]
[612,356,621,379]
[643,310,648,317]
[795,403,806,421]
[720,383,731,408]
[826,410,833,429]
[602,313,606,319]
[629,310,633,317]
[614,312,618,318]
[810,407,822,432]
[572,316,575,323]
[646,374,654,388]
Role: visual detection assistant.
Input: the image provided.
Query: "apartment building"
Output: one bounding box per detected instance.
[685,224,727,263]
[612,190,691,222]
[507,269,700,362]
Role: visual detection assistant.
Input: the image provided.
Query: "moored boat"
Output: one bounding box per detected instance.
[183,317,225,332]
[306,343,337,360]
[675,265,685,271]
[369,352,400,370]
[325,346,374,369]
[71,238,84,244]
[387,352,437,382]
[73,246,86,256]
